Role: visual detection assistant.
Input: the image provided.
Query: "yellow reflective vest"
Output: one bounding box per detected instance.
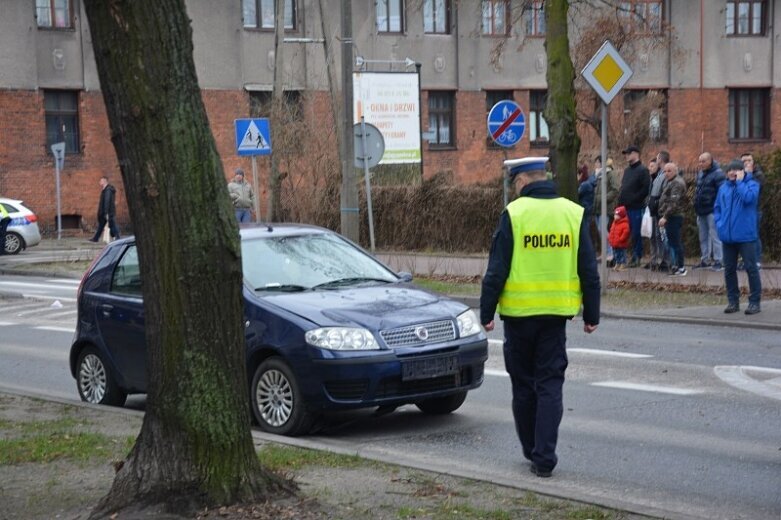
[0,203,9,219]
[497,196,584,317]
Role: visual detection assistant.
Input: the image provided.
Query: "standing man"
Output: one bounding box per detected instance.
[592,156,619,265]
[480,158,600,479]
[658,162,687,276]
[714,160,761,315]
[228,168,254,223]
[741,152,764,269]
[0,201,11,255]
[646,151,670,271]
[89,176,120,243]
[693,153,725,270]
[617,145,650,267]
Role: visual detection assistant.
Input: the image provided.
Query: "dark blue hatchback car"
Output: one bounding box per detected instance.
[70,224,488,435]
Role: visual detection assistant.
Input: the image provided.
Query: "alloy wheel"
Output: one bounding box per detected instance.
[256,368,293,427]
[79,354,107,403]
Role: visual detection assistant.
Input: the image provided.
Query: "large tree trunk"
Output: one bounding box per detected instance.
[82,0,290,516]
[544,0,580,202]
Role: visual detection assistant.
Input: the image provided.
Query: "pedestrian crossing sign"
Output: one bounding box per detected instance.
[235,118,272,156]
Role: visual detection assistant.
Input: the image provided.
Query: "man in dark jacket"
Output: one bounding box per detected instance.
[89,176,120,242]
[693,153,725,270]
[714,160,761,315]
[617,145,650,266]
[481,157,600,479]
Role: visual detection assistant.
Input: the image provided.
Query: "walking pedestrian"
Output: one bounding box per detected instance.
[89,176,120,243]
[714,160,761,315]
[480,157,600,479]
[617,145,650,266]
[228,168,254,223]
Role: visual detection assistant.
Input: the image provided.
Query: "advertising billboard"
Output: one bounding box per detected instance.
[353,72,421,164]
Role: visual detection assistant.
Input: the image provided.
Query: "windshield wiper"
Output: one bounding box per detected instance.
[312,277,394,290]
[254,283,308,292]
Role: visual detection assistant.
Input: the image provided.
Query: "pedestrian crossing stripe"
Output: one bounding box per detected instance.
[238,120,269,151]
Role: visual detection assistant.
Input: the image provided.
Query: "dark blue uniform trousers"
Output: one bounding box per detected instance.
[502,316,568,472]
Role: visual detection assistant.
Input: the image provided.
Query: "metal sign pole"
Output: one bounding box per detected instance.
[600,101,608,293]
[55,160,62,240]
[251,155,260,223]
[360,116,376,251]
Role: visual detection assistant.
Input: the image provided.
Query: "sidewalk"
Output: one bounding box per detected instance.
[1,239,779,330]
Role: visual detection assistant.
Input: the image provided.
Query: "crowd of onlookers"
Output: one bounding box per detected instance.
[577,147,763,315]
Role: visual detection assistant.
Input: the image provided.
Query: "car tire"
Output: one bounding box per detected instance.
[415,390,468,415]
[76,347,127,407]
[4,232,23,255]
[251,357,314,436]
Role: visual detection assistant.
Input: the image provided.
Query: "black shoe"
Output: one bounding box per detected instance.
[744,304,761,315]
[530,463,552,478]
[88,238,99,243]
[643,263,651,270]
[628,259,640,268]
[724,303,739,314]
[658,262,669,271]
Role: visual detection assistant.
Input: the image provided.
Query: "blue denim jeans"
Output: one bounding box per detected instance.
[613,248,626,265]
[664,215,684,269]
[235,208,252,223]
[627,208,644,261]
[723,241,761,306]
[696,213,722,263]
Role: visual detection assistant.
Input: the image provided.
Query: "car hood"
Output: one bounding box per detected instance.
[255,284,468,330]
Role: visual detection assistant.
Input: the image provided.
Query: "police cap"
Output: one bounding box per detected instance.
[504,157,549,179]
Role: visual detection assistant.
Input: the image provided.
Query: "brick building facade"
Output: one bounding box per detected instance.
[1,1,779,235]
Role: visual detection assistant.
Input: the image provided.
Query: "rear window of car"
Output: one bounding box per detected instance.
[111,246,142,297]
[1,203,18,214]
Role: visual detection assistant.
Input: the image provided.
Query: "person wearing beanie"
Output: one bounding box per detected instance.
[714,159,761,315]
[608,205,631,271]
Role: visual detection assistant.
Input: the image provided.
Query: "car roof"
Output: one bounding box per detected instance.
[0,197,24,205]
[108,223,333,248]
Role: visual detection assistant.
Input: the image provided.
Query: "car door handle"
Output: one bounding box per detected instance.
[99,304,113,317]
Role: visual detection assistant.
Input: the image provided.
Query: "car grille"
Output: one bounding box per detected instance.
[324,379,369,401]
[380,320,456,348]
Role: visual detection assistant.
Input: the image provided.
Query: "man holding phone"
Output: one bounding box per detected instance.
[713,160,761,315]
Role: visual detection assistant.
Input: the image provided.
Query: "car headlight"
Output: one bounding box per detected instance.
[457,310,481,338]
[305,327,380,350]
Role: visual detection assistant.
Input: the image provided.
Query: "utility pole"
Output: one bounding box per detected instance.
[340,0,359,242]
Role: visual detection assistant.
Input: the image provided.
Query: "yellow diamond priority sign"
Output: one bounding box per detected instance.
[581,41,633,105]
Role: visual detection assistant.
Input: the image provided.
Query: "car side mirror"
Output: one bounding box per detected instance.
[397,271,413,282]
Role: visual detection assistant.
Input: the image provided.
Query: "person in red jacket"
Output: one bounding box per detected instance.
[609,205,631,271]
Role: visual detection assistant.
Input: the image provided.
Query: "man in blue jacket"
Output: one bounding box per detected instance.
[714,160,761,315]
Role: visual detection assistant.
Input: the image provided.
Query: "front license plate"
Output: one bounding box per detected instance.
[401,355,459,381]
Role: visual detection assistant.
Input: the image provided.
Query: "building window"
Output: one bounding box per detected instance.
[623,89,668,142]
[243,0,296,30]
[726,1,765,36]
[36,0,72,28]
[524,1,546,37]
[249,90,303,121]
[427,91,455,148]
[529,90,549,146]
[482,0,509,36]
[486,90,514,147]
[729,88,769,140]
[424,0,450,34]
[618,1,663,34]
[44,90,79,154]
[377,0,404,33]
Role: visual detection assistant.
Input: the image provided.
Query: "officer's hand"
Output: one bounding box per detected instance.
[583,323,598,334]
[483,321,495,332]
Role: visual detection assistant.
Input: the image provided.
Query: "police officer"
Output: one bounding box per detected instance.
[480,157,600,478]
[0,201,11,256]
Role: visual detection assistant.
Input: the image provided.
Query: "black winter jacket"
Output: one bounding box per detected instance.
[479,181,601,326]
[618,161,650,210]
[97,185,117,218]
[694,163,725,216]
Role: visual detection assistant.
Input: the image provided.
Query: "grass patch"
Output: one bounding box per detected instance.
[0,418,129,464]
[398,503,511,520]
[258,444,369,472]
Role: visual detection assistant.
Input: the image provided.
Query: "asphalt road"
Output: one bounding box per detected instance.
[1,276,779,519]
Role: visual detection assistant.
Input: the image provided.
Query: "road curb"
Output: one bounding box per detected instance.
[0,267,82,280]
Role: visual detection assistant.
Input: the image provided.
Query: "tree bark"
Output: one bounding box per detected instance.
[544,0,580,202]
[82,0,291,516]
[268,0,286,222]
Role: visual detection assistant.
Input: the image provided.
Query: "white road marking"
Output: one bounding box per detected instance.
[568,348,652,359]
[591,381,704,395]
[39,309,77,319]
[0,321,16,326]
[485,368,509,378]
[714,365,781,401]
[489,339,652,359]
[34,326,76,333]
[45,279,81,284]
